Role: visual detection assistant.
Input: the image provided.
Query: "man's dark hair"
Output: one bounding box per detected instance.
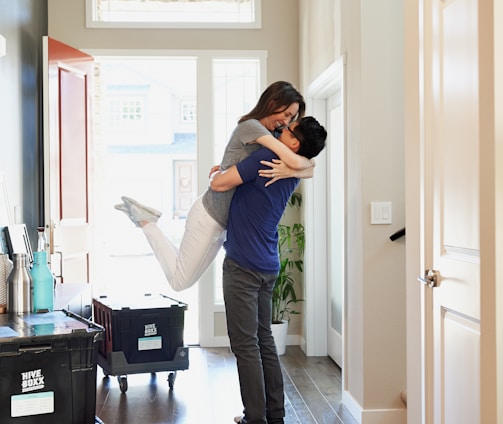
[239,81,306,124]
[294,116,327,159]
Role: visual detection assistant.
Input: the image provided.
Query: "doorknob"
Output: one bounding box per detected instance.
[417,269,440,288]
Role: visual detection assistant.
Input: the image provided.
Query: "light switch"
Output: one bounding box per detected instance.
[371,201,392,224]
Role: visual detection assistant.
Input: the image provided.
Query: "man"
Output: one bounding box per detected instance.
[210,116,327,424]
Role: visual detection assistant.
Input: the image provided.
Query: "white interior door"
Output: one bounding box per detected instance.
[327,91,344,367]
[305,57,345,358]
[422,0,481,422]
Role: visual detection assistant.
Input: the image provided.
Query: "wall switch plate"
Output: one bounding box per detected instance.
[371,201,392,224]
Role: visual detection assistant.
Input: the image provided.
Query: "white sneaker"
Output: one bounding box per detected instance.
[115,196,161,227]
[114,202,137,225]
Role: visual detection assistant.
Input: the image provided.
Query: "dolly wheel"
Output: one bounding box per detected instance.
[168,372,177,389]
[118,375,128,393]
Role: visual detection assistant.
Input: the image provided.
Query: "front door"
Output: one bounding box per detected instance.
[420,0,482,422]
[42,37,93,284]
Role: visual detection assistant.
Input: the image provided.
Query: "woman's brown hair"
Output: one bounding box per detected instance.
[238,81,305,124]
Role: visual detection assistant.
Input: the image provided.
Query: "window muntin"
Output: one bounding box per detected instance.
[86,0,261,29]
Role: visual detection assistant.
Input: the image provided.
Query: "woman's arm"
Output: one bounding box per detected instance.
[255,134,311,170]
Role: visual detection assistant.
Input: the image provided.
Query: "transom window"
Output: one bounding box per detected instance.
[86,0,261,29]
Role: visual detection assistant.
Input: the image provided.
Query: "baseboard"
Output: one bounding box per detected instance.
[286,334,302,346]
[342,390,406,424]
[342,390,362,423]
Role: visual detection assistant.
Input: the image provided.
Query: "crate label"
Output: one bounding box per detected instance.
[11,391,54,417]
[21,368,45,392]
[138,336,162,351]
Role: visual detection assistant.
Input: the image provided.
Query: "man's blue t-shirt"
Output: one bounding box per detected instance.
[223,147,300,274]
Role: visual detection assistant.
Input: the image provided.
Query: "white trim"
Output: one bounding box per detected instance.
[342,389,362,424]
[304,56,346,357]
[210,335,230,347]
[82,49,268,60]
[343,388,407,424]
[308,56,345,98]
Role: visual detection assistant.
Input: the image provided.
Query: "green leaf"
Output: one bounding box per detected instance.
[272,192,305,323]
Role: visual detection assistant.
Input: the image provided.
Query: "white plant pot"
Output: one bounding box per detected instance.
[271,320,288,355]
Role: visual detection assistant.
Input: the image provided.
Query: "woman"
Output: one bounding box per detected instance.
[116,81,316,291]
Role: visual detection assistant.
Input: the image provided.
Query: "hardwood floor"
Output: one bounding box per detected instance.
[95,346,357,424]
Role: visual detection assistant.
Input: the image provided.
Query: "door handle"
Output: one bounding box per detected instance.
[417,269,440,288]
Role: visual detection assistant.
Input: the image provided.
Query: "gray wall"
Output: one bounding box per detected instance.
[0,0,48,249]
[48,0,300,86]
[300,0,406,420]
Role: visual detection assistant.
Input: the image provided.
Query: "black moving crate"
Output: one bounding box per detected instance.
[0,310,104,424]
[93,293,189,392]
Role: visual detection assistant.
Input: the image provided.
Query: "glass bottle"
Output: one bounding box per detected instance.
[30,251,54,313]
[37,226,47,252]
[7,253,32,314]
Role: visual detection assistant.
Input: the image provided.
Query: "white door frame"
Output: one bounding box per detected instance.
[304,56,345,357]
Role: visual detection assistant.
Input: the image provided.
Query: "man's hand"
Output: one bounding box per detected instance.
[209,165,243,192]
[209,164,220,178]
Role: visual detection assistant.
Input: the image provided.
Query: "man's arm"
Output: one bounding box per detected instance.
[209,165,243,192]
[258,158,314,187]
[255,134,312,170]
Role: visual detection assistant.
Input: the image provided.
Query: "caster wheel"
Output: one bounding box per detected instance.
[118,375,128,393]
[168,372,177,389]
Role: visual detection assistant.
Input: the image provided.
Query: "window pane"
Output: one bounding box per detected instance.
[88,0,260,28]
[91,57,199,342]
[212,58,261,304]
[212,58,261,164]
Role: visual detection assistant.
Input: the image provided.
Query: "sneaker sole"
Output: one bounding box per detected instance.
[121,196,161,217]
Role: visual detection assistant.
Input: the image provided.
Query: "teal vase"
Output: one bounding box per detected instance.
[30,251,54,313]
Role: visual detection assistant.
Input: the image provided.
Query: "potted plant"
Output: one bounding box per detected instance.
[271,192,304,355]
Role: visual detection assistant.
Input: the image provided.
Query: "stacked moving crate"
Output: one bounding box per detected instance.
[0,310,103,424]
